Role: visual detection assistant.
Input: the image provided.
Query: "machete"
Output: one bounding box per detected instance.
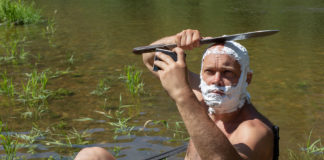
[132,30,279,54]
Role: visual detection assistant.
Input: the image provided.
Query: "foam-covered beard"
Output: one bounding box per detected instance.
[199,41,251,114]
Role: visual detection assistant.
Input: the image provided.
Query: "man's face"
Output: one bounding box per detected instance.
[201,54,241,87]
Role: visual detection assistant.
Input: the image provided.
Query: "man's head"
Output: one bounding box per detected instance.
[199,41,252,114]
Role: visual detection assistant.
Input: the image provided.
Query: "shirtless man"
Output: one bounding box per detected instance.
[75,29,274,160]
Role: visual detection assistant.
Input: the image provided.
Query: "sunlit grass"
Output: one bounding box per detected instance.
[18,69,51,119]
[96,95,135,139]
[0,0,41,25]
[120,65,144,95]
[288,130,324,160]
[0,121,18,160]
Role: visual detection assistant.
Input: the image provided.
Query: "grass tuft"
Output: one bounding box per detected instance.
[0,35,28,65]
[0,0,41,25]
[0,121,18,160]
[288,130,324,160]
[120,65,144,95]
[0,70,15,96]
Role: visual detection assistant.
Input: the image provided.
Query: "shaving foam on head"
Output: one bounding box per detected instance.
[199,41,251,114]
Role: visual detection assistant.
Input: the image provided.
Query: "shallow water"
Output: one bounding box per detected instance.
[0,0,323,159]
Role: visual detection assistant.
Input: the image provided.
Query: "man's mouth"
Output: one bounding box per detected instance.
[210,90,225,96]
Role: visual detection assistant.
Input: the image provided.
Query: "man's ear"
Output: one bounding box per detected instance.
[246,72,252,85]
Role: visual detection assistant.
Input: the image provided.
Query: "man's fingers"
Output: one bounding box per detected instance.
[153,60,168,71]
[180,31,187,47]
[173,47,186,64]
[185,31,193,47]
[156,52,175,64]
[192,30,201,48]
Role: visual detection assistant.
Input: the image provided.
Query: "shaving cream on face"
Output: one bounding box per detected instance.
[199,41,251,114]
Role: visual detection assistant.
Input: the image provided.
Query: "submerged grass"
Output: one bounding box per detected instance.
[90,78,111,96]
[0,71,15,96]
[0,0,41,25]
[0,35,28,65]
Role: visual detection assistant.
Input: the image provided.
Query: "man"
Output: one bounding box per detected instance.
[75,29,275,160]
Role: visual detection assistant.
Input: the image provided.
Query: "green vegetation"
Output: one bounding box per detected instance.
[144,120,189,142]
[96,95,135,139]
[17,70,51,119]
[120,65,144,95]
[0,0,41,25]
[0,71,15,96]
[0,35,28,64]
[288,131,324,160]
[0,121,18,160]
[19,70,50,106]
[91,78,111,96]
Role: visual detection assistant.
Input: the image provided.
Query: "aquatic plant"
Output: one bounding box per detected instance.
[0,35,28,64]
[120,65,144,95]
[0,121,18,160]
[0,0,41,25]
[112,146,122,157]
[19,69,50,106]
[288,130,324,160]
[44,128,91,147]
[14,124,44,154]
[144,120,189,142]
[17,69,51,119]
[0,71,15,96]
[96,95,135,138]
[90,78,111,96]
[44,10,57,35]
[67,54,74,66]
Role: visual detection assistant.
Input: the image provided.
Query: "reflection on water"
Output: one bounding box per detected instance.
[0,0,323,159]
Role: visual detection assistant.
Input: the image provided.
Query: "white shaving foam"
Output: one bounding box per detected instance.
[199,41,251,114]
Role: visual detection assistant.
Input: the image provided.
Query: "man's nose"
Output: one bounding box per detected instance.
[211,72,223,86]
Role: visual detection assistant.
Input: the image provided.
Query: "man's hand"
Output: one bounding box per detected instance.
[153,47,191,100]
[175,29,201,50]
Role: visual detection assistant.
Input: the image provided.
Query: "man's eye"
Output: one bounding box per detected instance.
[205,70,213,75]
[224,70,235,78]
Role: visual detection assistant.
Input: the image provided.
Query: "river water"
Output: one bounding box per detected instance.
[0,0,323,159]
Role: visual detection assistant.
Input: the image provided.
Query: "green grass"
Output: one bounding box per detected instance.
[0,71,15,96]
[96,95,135,139]
[120,65,144,95]
[0,0,41,25]
[19,69,50,106]
[18,69,51,119]
[90,78,111,96]
[288,130,324,160]
[0,35,28,65]
[0,121,18,160]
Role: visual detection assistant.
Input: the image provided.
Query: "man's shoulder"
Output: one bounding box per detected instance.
[237,118,273,139]
[232,117,274,159]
